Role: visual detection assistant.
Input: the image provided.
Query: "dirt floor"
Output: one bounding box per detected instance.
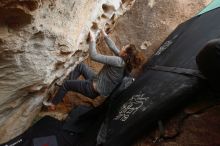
[135,91,220,146]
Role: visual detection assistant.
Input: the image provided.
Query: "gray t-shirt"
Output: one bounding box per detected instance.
[89,36,125,97]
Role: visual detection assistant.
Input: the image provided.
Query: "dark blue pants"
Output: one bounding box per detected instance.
[52,63,99,105]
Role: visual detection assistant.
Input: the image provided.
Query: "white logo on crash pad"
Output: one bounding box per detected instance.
[114,93,152,122]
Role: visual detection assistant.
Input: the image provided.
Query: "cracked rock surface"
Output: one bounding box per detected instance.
[0,0,214,144]
[0,0,134,143]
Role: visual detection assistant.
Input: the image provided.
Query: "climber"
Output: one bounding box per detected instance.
[43,29,142,110]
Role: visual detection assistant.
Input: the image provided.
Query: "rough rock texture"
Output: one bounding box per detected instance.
[0,0,214,144]
[107,0,211,64]
[0,0,135,143]
[41,1,215,146]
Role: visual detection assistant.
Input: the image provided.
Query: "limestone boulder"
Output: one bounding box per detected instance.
[107,0,211,62]
[0,0,212,144]
[0,0,134,143]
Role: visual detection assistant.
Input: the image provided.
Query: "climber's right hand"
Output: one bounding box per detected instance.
[89,30,95,42]
[101,28,107,37]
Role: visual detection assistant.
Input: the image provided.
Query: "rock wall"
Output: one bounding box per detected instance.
[0,0,135,143]
[0,0,211,144]
[105,0,211,63]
